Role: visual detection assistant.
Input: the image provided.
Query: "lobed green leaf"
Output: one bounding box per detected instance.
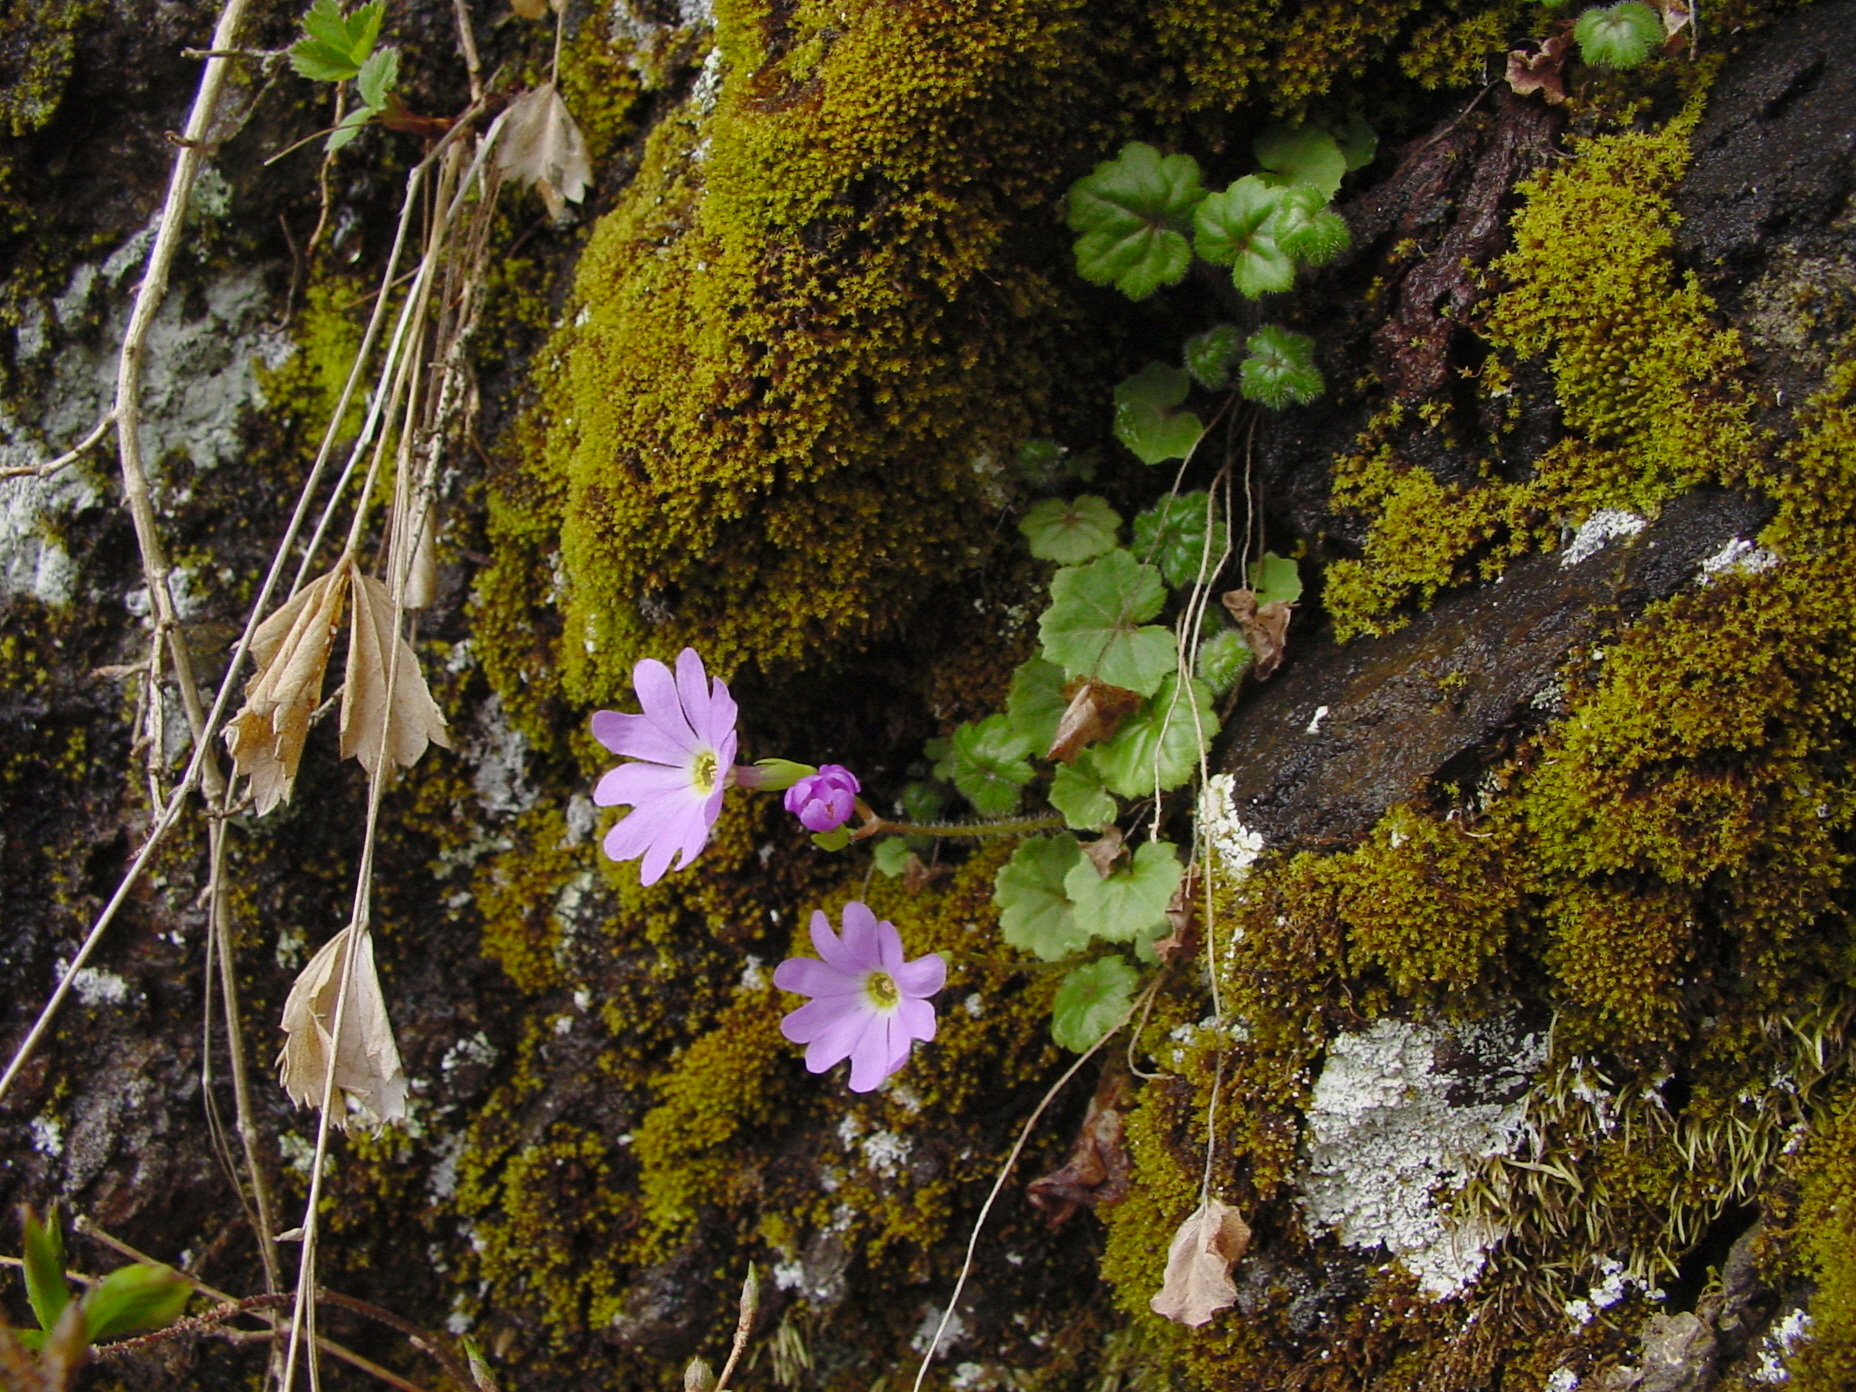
[1066,142,1207,301]
[1092,674,1218,798]
[1112,363,1203,464]
[1050,956,1139,1052]
[1039,550,1178,697]
[1050,755,1118,830]
[1254,123,1348,198]
[996,835,1089,960]
[1132,490,1229,589]
[1005,656,1068,753]
[1239,324,1325,409]
[1184,323,1243,391]
[1019,494,1121,565]
[1065,838,1182,945]
[1574,2,1663,67]
[1248,550,1304,606]
[947,714,1034,816]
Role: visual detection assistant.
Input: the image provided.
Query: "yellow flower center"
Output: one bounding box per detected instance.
[864,971,900,1010]
[691,750,719,794]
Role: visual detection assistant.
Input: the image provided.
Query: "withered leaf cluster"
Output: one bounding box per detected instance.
[496,82,591,222]
[1221,587,1293,679]
[1150,1198,1252,1327]
[224,558,451,814]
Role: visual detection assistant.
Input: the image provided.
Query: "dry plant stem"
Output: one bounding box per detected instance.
[0,410,116,480]
[909,980,1161,1392]
[452,0,483,102]
[206,812,284,1298]
[710,1269,759,1392]
[73,1219,433,1392]
[113,0,257,777]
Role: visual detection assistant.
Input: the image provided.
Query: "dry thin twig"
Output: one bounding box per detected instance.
[0,411,116,481]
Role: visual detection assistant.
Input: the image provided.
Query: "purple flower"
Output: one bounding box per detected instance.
[784,764,861,832]
[591,648,739,885]
[773,902,946,1092]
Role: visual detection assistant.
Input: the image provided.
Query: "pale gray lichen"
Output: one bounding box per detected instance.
[1298,1015,1547,1298]
[1561,509,1649,568]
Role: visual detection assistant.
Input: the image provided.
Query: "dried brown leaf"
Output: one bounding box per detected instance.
[277,925,407,1130]
[224,565,348,815]
[1651,0,1692,36]
[1221,588,1293,679]
[1048,679,1142,763]
[495,82,591,221]
[1149,1198,1252,1327]
[1152,865,1202,964]
[1027,1067,1132,1227]
[1080,825,1127,879]
[340,571,452,780]
[1506,35,1571,105]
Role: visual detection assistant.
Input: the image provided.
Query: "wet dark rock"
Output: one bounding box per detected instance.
[1217,489,1771,848]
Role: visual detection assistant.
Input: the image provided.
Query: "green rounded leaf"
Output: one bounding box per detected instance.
[1254,123,1348,198]
[1197,626,1253,697]
[1020,494,1121,565]
[355,45,399,109]
[1039,549,1178,697]
[948,714,1034,816]
[1239,324,1325,409]
[1092,674,1218,798]
[1248,550,1304,605]
[1051,956,1140,1052]
[1113,363,1204,464]
[1065,838,1182,944]
[1185,323,1243,391]
[1574,2,1662,68]
[1005,656,1069,752]
[1050,756,1118,830]
[1066,142,1207,300]
[996,835,1089,960]
[1132,491,1229,589]
[872,838,914,877]
[1335,113,1378,172]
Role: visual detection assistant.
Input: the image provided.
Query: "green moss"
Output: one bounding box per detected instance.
[0,0,98,139]
[1785,1083,1856,1390]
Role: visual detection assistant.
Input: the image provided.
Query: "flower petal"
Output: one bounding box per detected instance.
[676,648,738,751]
[590,709,689,766]
[897,996,937,1044]
[633,658,703,756]
[602,804,669,865]
[885,1014,914,1072]
[895,953,947,1000]
[799,1000,875,1072]
[846,1011,898,1092]
[638,795,715,884]
[839,901,886,972]
[773,957,860,999]
[810,910,861,973]
[593,760,697,809]
[874,918,906,974]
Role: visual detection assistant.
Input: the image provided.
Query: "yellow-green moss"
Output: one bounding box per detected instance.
[1786,1083,1856,1389]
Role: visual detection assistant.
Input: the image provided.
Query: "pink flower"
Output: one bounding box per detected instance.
[591,648,739,885]
[784,764,861,832]
[773,902,946,1092]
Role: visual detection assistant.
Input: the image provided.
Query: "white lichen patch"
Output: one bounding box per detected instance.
[1752,1308,1812,1384]
[1560,509,1648,568]
[470,692,538,818]
[1699,537,1780,584]
[2,262,289,606]
[860,1129,911,1177]
[1298,1015,1546,1299]
[30,1114,63,1157]
[69,966,131,1007]
[1197,774,1265,879]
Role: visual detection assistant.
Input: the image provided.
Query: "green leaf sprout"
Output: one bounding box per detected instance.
[1039,549,1178,697]
[996,835,1090,959]
[1132,491,1229,589]
[1265,185,1351,267]
[1239,324,1325,409]
[1019,494,1122,565]
[1066,142,1208,301]
[1574,2,1664,68]
[1184,323,1243,391]
[289,0,384,81]
[1196,626,1253,696]
[1050,956,1139,1051]
[1112,363,1204,464]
